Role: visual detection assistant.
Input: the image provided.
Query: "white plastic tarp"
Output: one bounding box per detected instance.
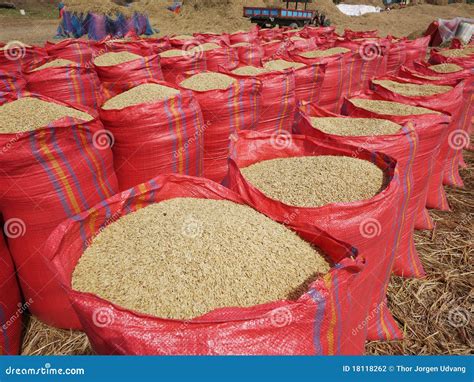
[336,4,382,16]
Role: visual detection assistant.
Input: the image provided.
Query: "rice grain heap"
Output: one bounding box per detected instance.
[231,42,250,47]
[298,47,350,59]
[231,66,269,75]
[428,63,463,73]
[102,84,180,110]
[93,52,143,67]
[409,73,443,81]
[0,97,93,134]
[159,49,187,58]
[263,59,305,71]
[240,156,386,207]
[438,48,474,58]
[180,72,236,91]
[31,59,76,72]
[350,98,441,116]
[372,80,452,97]
[195,43,221,52]
[72,198,330,320]
[310,117,402,136]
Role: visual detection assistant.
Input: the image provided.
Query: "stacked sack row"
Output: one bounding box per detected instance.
[0,27,471,355]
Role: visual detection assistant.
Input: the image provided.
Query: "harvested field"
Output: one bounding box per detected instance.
[93,52,142,67]
[240,156,386,207]
[349,98,442,116]
[310,117,402,136]
[372,80,453,97]
[72,198,329,320]
[180,72,236,91]
[102,84,180,110]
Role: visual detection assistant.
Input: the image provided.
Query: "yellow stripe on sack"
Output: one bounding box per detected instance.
[277,75,290,134]
[169,97,184,174]
[233,81,242,132]
[324,274,336,355]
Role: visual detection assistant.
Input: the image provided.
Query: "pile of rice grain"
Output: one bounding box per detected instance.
[93,52,142,67]
[172,35,194,40]
[310,117,402,136]
[241,156,386,207]
[298,47,350,59]
[72,198,330,320]
[102,84,180,110]
[231,42,250,47]
[180,72,236,91]
[429,63,463,73]
[372,80,452,97]
[263,59,305,71]
[159,49,186,58]
[438,48,474,58]
[409,73,443,81]
[231,66,269,76]
[0,97,93,134]
[350,98,441,116]
[31,59,76,72]
[194,43,221,52]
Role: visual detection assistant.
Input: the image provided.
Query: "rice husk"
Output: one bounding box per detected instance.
[102,84,180,110]
[0,97,93,134]
[93,52,143,67]
[180,72,236,91]
[298,47,350,58]
[428,63,463,73]
[31,59,76,72]
[310,117,402,136]
[72,198,330,320]
[231,66,269,76]
[350,98,441,116]
[240,156,386,207]
[372,80,452,97]
[263,59,305,71]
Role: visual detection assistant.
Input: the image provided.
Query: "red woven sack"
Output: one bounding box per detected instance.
[343,29,378,39]
[0,225,22,355]
[229,27,260,45]
[403,36,430,68]
[99,80,205,191]
[202,47,239,72]
[385,37,406,75]
[95,38,157,57]
[0,70,25,104]
[232,43,265,66]
[48,174,366,355]
[371,76,465,210]
[226,131,404,342]
[160,50,207,85]
[0,95,118,329]
[429,49,474,68]
[262,40,286,58]
[24,58,103,109]
[0,43,47,73]
[178,74,262,182]
[195,32,231,46]
[301,26,336,40]
[294,103,424,278]
[342,93,451,231]
[94,53,164,99]
[258,28,284,42]
[223,67,296,135]
[45,39,97,66]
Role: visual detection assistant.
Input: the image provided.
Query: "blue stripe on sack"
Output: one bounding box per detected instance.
[75,68,88,106]
[70,125,112,217]
[308,289,327,355]
[147,178,159,201]
[64,66,77,104]
[82,127,116,197]
[29,130,74,217]
[188,99,203,176]
[163,98,178,174]
[274,74,288,133]
[0,76,12,92]
[176,95,190,175]
[49,127,91,211]
[238,80,246,130]
[332,271,342,354]
[123,188,136,213]
[227,83,236,135]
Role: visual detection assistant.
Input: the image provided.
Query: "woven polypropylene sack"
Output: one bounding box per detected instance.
[0,95,119,329]
[99,80,205,191]
[0,226,22,355]
[294,103,424,278]
[202,47,239,72]
[258,28,284,42]
[45,39,97,66]
[0,70,25,104]
[226,131,404,342]
[179,74,262,182]
[371,76,464,211]
[342,93,451,231]
[95,38,157,57]
[0,44,47,73]
[403,36,430,68]
[343,29,378,39]
[233,44,265,66]
[385,37,406,76]
[195,33,231,46]
[24,59,103,109]
[94,53,164,99]
[429,49,474,68]
[229,28,260,45]
[224,68,296,135]
[47,174,366,355]
[302,26,336,40]
[160,51,207,85]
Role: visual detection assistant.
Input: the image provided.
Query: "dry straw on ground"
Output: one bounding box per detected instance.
[429,63,463,73]
[298,47,350,58]
[0,98,93,134]
[231,66,269,76]
[31,59,76,72]
[240,156,386,207]
[263,59,306,71]
[72,198,329,320]
[93,52,143,67]
[372,80,452,97]
[350,98,441,116]
[180,72,236,91]
[102,84,180,110]
[310,117,402,136]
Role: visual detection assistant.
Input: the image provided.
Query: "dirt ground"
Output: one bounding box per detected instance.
[0,1,473,44]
